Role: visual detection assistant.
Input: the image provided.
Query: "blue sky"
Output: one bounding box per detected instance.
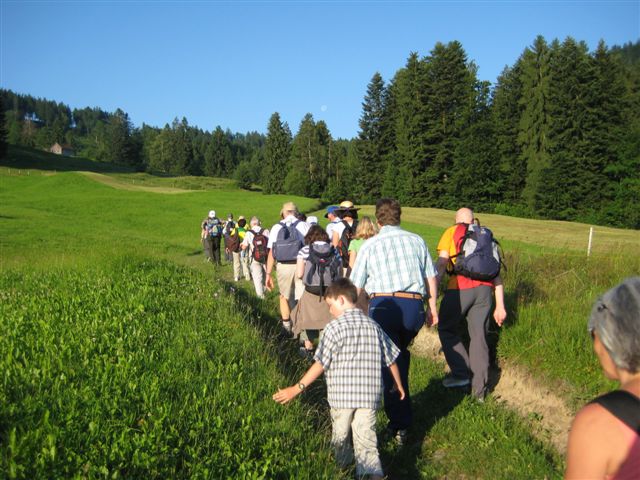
[1,1,638,139]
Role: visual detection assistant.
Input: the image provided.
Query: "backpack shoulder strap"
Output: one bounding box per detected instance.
[590,390,640,434]
[450,223,470,259]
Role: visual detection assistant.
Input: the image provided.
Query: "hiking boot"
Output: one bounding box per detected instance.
[384,427,408,446]
[442,375,471,388]
[395,429,408,446]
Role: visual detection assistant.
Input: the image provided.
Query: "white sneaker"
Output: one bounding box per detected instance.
[442,376,470,388]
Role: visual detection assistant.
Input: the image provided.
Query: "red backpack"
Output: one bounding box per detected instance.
[251,229,268,263]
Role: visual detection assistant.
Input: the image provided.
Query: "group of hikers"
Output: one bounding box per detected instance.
[201,199,639,480]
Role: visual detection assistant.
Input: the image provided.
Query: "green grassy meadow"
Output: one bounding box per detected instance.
[2,146,637,478]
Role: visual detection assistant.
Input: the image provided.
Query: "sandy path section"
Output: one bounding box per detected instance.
[78,172,192,194]
[411,328,574,454]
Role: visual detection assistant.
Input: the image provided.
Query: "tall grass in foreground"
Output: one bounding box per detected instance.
[0,257,343,478]
[496,250,640,408]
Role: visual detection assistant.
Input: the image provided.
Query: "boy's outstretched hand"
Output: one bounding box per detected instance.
[272,386,300,404]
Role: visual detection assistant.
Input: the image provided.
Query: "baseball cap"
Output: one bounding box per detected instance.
[307,215,318,225]
[324,205,338,218]
[208,210,216,218]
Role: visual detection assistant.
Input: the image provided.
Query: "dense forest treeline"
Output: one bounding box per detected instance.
[1,37,638,228]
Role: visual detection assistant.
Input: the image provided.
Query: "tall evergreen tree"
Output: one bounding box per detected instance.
[104,109,138,166]
[491,64,525,207]
[392,52,428,204]
[517,35,553,212]
[263,112,292,194]
[170,117,194,174]
[285,113,326,197]
[355,72,388,203]
[449,80,500,210]
[539,38,601,220]
[204,126,233,177]
[147,125,172,173]
[422,41,477,207]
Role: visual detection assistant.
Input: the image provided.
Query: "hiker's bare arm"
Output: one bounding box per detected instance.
[272,361,324,404]
[388,363,405,400]
[493,275,506,327]
[296,257,305,279]
[436,250,449,283]
[265,250,275,290]
[426,275,438,326]
[349,250,357,269]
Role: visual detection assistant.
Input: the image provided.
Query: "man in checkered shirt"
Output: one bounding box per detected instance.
[273,278,404,480]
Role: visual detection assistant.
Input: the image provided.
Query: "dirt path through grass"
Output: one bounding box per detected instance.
[411,328,574,454]
[78,171,192,194]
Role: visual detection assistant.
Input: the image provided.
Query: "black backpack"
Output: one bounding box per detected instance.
[450,223,502,281]
[272,221,304,263]
[303,243,342,299]
[251,229,268,264]
[337,220,357,261]
[224,220,236,237]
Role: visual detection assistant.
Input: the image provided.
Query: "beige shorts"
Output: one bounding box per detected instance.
[276,263,302,301]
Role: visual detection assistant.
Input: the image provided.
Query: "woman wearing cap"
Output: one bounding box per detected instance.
[565,277,640,480]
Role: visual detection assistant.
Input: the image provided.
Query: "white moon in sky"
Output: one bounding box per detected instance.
[321,105,327,112]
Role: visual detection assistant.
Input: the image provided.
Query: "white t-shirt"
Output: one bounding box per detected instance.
[326,219,341,240]
[331,219,355,243]
[267,215,310,249]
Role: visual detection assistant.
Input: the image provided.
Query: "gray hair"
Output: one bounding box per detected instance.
[588,277,640,373]
[250,216,261,227]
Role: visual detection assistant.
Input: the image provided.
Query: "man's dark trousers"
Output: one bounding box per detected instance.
[369,295,425,431]
[209,236,220,265]
[438,286,493,398]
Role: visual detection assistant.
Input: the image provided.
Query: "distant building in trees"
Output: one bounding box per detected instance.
[50,143,74,156]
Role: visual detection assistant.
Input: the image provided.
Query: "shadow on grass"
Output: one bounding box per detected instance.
[2,145,135,174]
[218,277,331,417]
[381,377,468,479]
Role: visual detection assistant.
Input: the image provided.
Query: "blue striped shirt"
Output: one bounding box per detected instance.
[350,225,436,296]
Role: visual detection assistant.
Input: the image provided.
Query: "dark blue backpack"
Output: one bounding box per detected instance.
[272,221,304,263]
[207,218,222,238]
[451,223,502,281]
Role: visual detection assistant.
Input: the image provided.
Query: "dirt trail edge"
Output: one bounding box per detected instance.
[411,328,574,454]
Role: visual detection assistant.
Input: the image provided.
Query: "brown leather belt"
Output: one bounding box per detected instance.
[370,292,423,300]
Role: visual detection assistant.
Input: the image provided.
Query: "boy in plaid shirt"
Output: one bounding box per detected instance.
[273,278,404,479]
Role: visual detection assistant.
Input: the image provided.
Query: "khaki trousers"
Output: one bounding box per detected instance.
[330,408,383,478]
